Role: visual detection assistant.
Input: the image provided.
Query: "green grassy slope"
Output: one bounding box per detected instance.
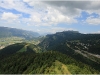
[44,60,71,74]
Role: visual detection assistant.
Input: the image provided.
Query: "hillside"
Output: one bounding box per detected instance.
[0,26,39,39]
[0,51,99,74]
[39,31,100,50]
[39,31,100,56]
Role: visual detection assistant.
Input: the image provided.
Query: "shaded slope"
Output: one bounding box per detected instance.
[0,43,41,57]
[0,43,26,56]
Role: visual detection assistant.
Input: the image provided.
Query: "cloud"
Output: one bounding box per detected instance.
[86,17,100,25]
[97,31,100,33]
[43,1,90,17]
[22,1,100,26]
[47,7,76,23]
[23,1,77,24]
[0,0,78,26]
[90,31,100,34]
[31,13,41,23]
[44,1,100,15]
[0,0,33,14]
[23,1,78,23]
[1,12,19,20]
[43,1,100,26]
[2,0,100,26]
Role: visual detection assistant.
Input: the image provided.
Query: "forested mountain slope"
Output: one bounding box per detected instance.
[39,31,100,54]
[0,51,99,74]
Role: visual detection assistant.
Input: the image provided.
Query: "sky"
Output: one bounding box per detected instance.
[0,0,100,34]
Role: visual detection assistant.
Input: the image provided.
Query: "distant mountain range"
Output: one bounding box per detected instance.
[0,26,40,39]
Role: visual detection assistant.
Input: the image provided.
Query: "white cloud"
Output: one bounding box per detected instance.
[1,12,19,20]
[86,17,100,25]
[0,0,33,14]
[0,0,78,26]
[90,31,100,34]
[46,7,76,23]
[27,1,77,22]
[21,1,100,26]
[43,1,100,25]
[31,13,41,23]
[97,31,100,33]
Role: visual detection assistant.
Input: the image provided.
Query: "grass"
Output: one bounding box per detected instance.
[17,44,29,53]
[44,60,71,74]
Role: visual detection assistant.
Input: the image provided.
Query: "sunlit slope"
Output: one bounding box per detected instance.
[44,60,71,74]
